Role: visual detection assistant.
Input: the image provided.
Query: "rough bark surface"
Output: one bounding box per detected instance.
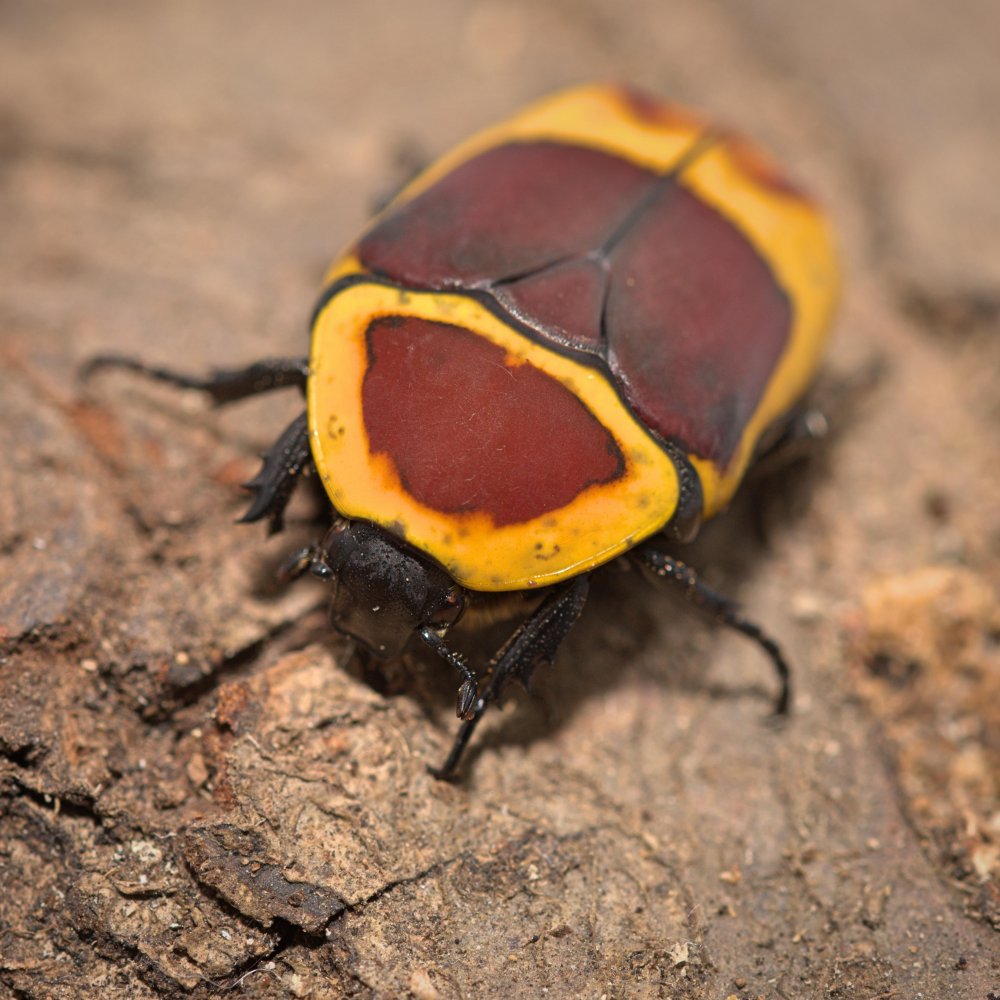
[2,2,998,998]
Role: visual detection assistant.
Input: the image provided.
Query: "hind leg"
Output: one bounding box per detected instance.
[80,355,309,404]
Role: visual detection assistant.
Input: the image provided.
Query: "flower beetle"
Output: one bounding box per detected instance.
[86,85,839,778]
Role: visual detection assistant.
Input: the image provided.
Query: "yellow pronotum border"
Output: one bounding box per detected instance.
[313,84,839,570]
[308,282,679,592]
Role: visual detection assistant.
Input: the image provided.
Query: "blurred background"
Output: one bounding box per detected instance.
[3,0,998,360]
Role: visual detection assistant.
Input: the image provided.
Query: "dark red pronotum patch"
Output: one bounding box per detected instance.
[361,315,624,526]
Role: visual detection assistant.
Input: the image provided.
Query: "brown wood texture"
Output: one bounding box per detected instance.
[2,2,998,997]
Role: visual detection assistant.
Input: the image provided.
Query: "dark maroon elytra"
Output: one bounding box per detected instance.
[604,186,790,462]
[617,88,706,133]
[359,139,791,467]
[360,142,654,292]
[362,316,624,526]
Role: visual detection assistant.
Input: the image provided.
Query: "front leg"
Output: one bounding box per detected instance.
[431,575,590,780]
[239,412,312,534]
[631,546,791,714]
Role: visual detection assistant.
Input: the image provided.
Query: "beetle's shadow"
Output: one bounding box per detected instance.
[416,552,767,778]
[399,525,797,780]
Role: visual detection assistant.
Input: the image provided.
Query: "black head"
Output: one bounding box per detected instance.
[315,519,466,657]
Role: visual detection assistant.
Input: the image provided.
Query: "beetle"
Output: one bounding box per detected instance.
[85,84,839,778]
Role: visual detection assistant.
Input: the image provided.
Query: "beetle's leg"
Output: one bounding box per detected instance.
[750,406,828,478]
[430,575,590,781]
[417,628,479,721]
[80,355,309,404]
[239,411,312,534]
[631,547,791,715]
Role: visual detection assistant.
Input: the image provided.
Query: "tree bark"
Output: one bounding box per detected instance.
[2,3,998,997]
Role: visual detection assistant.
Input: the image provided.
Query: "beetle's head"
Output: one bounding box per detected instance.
[315,519,466,657]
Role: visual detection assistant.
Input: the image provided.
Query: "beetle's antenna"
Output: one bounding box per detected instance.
[278,544,333,583]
